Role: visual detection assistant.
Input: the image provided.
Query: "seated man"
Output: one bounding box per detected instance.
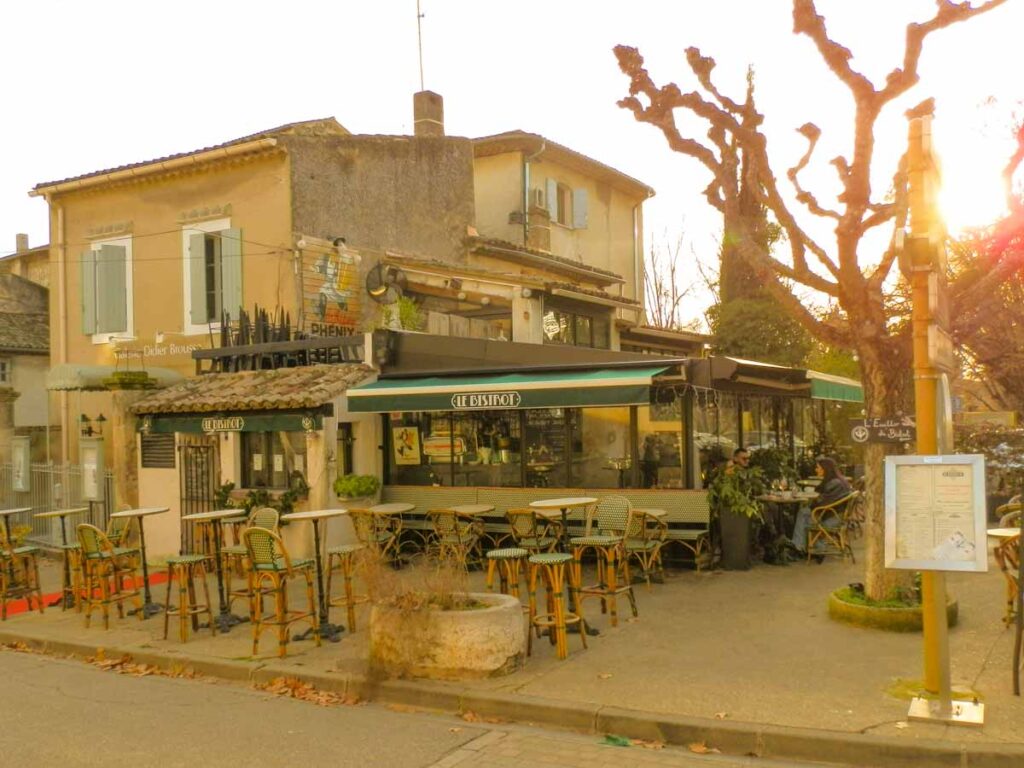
[790,456,852,560]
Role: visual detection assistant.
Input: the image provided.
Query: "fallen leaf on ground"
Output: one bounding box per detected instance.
[461,710,503,724]
[714,711,728,719]
[630,739,665,750]
[448,727,462,734]
[895,721,909,729]
[256,676,360,707]
[688,742,721,754]
[598,672,613,680]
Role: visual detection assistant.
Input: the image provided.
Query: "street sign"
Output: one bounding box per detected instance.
[850,416,916,444]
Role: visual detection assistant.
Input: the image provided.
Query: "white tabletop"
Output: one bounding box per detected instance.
[111,507,169,519]
[0,507,32,517]
[987,527,1020,539]
[369,502,415,515]
[281,509,349,522]
[34,507,89,520]
[181,508,241,522]
[451,504,494,516]
[530,497,597,510]
[757,494,815,503]
[634,507,668,518]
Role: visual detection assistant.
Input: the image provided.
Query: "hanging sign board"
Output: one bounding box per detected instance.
[884,454,987,572]
[850,416,916,444]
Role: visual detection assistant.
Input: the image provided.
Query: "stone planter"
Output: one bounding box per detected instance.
[720,511,753,571]
[828,589,959,632]
[369,592,525,680]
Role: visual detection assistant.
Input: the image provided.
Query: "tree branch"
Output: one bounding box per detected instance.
[788,122,842,220]
[792,0,875,98]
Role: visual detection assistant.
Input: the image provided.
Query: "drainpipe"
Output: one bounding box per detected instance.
[54,199,69,464]
[522,140,546,245]
[633,191,654,322]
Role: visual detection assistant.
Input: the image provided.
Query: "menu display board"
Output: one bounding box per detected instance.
[884,454,987,572]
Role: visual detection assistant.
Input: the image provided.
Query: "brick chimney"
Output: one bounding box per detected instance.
[15,234,28,253]
[413,91,444,137]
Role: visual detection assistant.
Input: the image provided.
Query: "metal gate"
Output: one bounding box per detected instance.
[177,435,219,555]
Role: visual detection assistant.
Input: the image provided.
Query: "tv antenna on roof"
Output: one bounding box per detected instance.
[416,0,425,91]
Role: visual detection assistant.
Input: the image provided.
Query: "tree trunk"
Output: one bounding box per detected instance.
[857,341,913,601]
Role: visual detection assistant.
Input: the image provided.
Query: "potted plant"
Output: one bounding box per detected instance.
[333,473,381,506]
[709,465,764,570]
[363,556,525,680]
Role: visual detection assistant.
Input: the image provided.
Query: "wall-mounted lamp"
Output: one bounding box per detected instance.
[520,287,533,299]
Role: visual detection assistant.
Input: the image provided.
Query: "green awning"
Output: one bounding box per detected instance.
[807,371,863,403]
[347,367,670,413]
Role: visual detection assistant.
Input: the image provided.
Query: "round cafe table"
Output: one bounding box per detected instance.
[368,502,414,516]
[529,497,598,636]
[280,508,349,643]
[0,508,33,582]
[109,507,168,619]
[34,507,88,609]
[450,504,494,516]
[987,528,1021,541]
[181,509,246,632]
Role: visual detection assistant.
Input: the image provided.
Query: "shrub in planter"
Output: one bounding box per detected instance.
[709,466,764,571]
[334,474,381,502]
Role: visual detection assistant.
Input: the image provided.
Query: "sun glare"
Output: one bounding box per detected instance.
[935,126,1010,235]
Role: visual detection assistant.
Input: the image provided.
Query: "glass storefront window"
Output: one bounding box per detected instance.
[573,407,632,488]
[638,395,684,489]
[387,412,447,486]
[452,411,522,487]
[242,432,307,489]
[542,310,572,344]
[525,408,568,487]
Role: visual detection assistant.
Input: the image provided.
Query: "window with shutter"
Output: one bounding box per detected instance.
[184,221,242,329]
[141,433,176,469]
[82,238,132,340]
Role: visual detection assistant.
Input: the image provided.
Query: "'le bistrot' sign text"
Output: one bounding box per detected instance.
[201,416,245,433]
[451,391,522,410]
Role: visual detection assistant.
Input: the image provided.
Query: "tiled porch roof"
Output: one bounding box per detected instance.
[130,363,372,415]
[0,312,48,353]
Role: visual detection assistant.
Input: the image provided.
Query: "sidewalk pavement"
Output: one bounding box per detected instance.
[4,546,1024,767]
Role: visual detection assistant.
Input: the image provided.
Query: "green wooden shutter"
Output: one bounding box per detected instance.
[572,188,588,229]
[189,232,208,325]
[219,228,243,323]
[545,179,558,222]
[80,250,97,334]
[96,244,127,333]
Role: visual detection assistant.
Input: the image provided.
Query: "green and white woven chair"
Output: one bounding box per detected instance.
[527,552,587,660]
[223,507,279,616]
[623,509,667,589]
[242,526,319,658]
[506,508,559,554]
[570,495,637,627]
[326,541,368,632]
[427,509,482,570]
[76,523,143,629]
[349,509,402,565]
[485,547,530,598]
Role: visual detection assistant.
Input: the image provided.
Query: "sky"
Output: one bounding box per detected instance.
[2,0,1021,328]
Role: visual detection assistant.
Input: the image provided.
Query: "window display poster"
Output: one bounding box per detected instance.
[253,453,263,471]
[392,426,422,465]
[80,438,104,501]
[885,454,987,572]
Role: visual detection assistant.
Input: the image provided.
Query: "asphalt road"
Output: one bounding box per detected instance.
[0,648,844,768]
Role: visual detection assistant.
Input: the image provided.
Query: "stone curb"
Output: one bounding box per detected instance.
[2,625,1023,767]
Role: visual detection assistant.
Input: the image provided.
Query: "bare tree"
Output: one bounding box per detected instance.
[644,230,696,330]
[616,0,1010,600]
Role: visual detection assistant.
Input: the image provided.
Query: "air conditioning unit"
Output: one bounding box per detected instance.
[529,188,545,208]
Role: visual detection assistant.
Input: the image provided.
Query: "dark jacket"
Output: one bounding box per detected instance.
[814,476,853,509]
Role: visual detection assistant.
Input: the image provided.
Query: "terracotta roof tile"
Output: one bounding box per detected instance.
[130,364,372,415]
[0,313,48,353]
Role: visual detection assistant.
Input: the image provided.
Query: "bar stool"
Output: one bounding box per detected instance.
[570,496,637,628]
[0,527,44,620]
[162,554,216,643]
[76,523,143,629]
[61,543,84,611]
[527,552,586,660]
[485,547,529,598]
[243,527,320,657]
[325,543,367,632]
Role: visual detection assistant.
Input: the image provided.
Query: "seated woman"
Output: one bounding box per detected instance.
[789,457,852,559]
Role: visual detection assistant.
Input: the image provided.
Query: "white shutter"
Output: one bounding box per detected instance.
[546,178,558,222]
[572,188,588,229]
[219,228,243,323]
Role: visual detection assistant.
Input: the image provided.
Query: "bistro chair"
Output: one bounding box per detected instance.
[0,523,45,620]
[485,547,530,598]
[526,552,587,661]
[349,509,402,565]
[623,509,667,589]
[570,495,637,627]
[161,554,216,643]
[427,509,483,570]
[242,527,320,658]
[325,541,368,632]
[506,508,560,554]
[998,502,1023,528]
[76,523,143,629]
[222,507,279,617]
[994,534,1020,626]
[805,492,861,563]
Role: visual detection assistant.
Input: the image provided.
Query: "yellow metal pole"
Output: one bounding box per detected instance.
[907,115,950,698]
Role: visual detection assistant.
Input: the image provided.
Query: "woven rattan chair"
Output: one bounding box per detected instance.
[76,523,143,629]
[326,541,368,632]
[349,509,402,564]
[570,495,637,627]
[527,552,587,660]
[0,522,44,620]
[243,527,320,657]
[506,508,559,554]
[427,509,483,569]
[806,492,861,563]
[994,534,1021,626]
[485,547,530,597]
[223,507,279,616]
[623,509,667,589]
[162,554,216,643]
